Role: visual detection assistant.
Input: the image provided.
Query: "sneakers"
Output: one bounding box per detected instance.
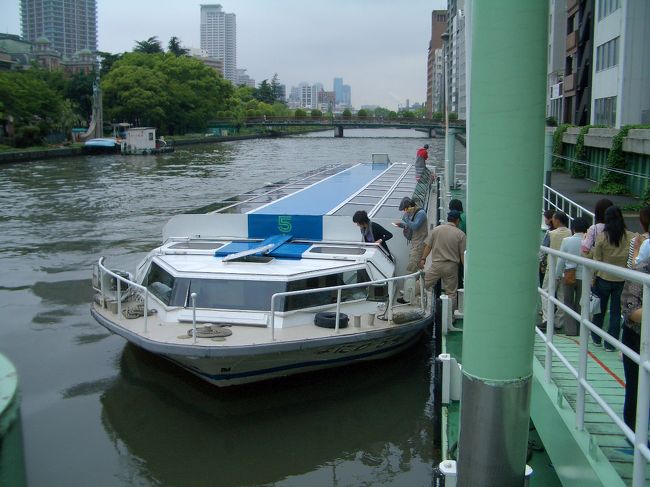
[396,297,408,304]
[591,336,602,347]
[604,345,616,352]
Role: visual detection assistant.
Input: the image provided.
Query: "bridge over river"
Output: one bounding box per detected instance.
[207,116,466,137]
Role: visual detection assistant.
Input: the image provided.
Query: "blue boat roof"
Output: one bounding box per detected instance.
[84,138,118,147]
[252,163,389,216]
[173,162,427,242]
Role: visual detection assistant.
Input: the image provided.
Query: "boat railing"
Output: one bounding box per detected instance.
[543,184,594,223]
[96,257,151,333]
[269,270,427,341]
[538,246,650,486]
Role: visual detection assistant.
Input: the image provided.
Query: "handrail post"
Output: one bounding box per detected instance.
[387,281,394,322]
[191,292,197,344]
[270,295,276,341]
[143,292,148,333]
[576,266,592,430]
[632,283,650,486]
[116,278,122,318]
[419,272,425,312]
[545,253,557,384]
[335,289,342,334]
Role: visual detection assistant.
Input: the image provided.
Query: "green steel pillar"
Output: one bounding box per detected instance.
[0,354,27,487]
[456,2,547,486]
[544,129,553,187]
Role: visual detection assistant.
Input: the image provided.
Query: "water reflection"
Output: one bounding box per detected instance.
[101,343,437,486]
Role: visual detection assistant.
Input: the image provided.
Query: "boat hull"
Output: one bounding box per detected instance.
[91,306,430,386]
[165,326,427,386]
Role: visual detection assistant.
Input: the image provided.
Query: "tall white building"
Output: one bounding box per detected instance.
[591,0,650,126]
[200,4,236,83]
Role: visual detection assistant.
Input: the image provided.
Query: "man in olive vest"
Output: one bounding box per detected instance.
[395,197,429,273]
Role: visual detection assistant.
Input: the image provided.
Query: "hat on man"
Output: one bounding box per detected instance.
[447,210,461,221]
[399,197,414,211]
[423,144,429,149]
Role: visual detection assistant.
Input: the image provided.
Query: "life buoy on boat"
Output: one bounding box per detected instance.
[314,312,349,329]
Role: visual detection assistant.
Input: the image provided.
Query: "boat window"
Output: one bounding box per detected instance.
[284,269,370,311]
[143,262,178,305]
[309,247,366,255]
[171,278,286,311]
[168,242,225,250]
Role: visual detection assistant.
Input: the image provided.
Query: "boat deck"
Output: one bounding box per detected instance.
[533,334,650,486]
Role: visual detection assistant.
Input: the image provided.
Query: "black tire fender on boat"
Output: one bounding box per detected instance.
[314,312,349,329]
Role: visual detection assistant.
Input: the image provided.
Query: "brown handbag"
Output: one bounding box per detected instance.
[563,268,577,286]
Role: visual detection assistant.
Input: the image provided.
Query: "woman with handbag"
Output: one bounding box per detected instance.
[591,206,636,350]
[556,217,589,335]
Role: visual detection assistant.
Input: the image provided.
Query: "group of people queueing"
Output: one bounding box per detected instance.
[352,192,466,314]
[540,199,650,434]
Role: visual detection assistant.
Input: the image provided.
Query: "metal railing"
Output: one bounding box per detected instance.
[554,154,650,181]
[97,258,428,342]
[97,257,151,333]
[269,270,426,341]
[542,184,594,223]
[538,247,650,487]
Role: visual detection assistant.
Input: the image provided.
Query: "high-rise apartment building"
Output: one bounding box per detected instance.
[20,0,97,57]
[426,10,447,117]
[200,4,237,83]
[333,77,343,104]
[546,0,649,127]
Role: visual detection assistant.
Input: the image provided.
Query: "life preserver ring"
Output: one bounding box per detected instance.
[314,311,349,329]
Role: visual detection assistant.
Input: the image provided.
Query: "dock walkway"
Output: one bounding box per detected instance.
[533,334,650,486]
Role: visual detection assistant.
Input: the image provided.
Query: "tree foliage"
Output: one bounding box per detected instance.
[134,36,163,54]
[101,52,234,134]
[357,109,368,118]
[0,69,65,146]
[255,79,275,104]
[167,37,189,56]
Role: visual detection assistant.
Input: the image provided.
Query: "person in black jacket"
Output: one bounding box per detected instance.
[352,210,393,259]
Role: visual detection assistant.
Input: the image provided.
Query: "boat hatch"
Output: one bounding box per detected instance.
[215,235,311,261]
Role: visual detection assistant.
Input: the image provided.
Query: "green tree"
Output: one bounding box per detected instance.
[102,52,233,134]
[310,109,322,118]
[134,36,163,54]
[270,73,284,103]
[357,109,368,118]
[167,36,189,56]
[97,51,122,77]
[294,109,307,119]
[0,70,64,145]
[63,71,95,120]
[342,108,352,119]
[255,79,275,104]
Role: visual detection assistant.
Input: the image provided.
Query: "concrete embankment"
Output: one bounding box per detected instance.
[0,146,83,164]
[0,129,328,164]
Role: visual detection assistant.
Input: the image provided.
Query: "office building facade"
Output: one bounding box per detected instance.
[20,0,97,57]
[200,4,237,83]
[426,10,447,117]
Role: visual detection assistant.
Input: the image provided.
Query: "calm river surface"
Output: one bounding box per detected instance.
[0,129,452,487]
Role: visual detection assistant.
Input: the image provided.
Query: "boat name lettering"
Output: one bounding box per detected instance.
[316,336,400,355]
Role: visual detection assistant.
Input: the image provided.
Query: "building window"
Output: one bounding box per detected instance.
[596,37,619,71]
[598,0,620,20]
[594,96,617,126]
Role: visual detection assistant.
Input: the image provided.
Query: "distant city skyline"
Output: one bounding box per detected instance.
[0,0,447,109]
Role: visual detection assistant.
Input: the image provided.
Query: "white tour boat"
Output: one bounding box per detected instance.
[91,155,437,386]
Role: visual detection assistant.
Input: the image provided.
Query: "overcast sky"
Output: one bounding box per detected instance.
[0,0,447,109]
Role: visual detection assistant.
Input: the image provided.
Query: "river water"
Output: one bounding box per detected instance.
[0,129,451,487]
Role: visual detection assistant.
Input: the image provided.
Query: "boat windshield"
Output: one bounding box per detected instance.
[143,263,371,311]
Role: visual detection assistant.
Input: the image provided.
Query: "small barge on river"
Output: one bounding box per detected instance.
[91,156,436,386]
